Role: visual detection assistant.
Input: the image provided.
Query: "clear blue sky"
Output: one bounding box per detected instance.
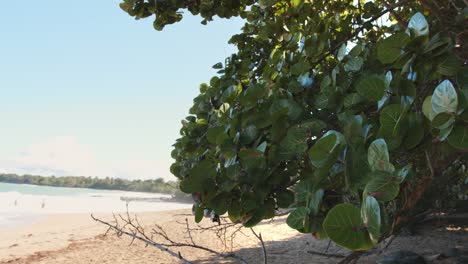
[0,1,244,180]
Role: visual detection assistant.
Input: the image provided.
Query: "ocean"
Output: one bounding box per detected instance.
[0,182,191,228]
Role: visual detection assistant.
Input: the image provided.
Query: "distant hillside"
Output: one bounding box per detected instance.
[0,173,183,196]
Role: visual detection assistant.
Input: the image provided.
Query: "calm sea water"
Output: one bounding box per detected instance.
[0,182,106,196]
[0,182,191,228]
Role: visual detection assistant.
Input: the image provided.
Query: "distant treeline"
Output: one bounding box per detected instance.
[0,173,182,196]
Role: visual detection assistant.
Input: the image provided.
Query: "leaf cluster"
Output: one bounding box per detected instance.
[122,0,468,251]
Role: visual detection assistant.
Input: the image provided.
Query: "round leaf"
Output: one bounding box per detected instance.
[308,131,345,168]
[368,139,395,173]
[286,207,309,230]
[323,204,373,251]
[379,104,406,138]
[377,33,410,64]
[431,80,458,114]
[344,57,363,72]
[364,171,400,201]
[447,124,468,150]
[356,76,386,102]
[406,12,429,37]
[278,120,326,160]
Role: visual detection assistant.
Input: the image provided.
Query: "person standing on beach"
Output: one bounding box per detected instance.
[41,199,45,209]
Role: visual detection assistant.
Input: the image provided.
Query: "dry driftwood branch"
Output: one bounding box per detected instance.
[178,216,249,252]
[91,212,250,264]
[91,214,193,264]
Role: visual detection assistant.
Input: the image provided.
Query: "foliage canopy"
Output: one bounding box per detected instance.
[121,0,467,251]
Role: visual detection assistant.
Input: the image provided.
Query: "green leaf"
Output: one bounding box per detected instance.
[364,171,400,202]
[422,96,437,121]
[287,207,309,230]
[447,124,468,150]
[295,179,315,203]
[323,204,373,251]
[309,189,324,215]
[432,80,458,114]
[438,124,454,142]
[356,76,386,102]
[239,149,266,184]
[437,53,460,76]
[207,126,225,144]
[377,33,410,64]
[407,12,429,37]
[308,130,345,168]
[361,196,381,244]
[243,206,267,227]
[291,0,302,8]
[344,93,364,108]
[432,113,455,129]
[278,120,326,160]
[345,145,370,190]
[337,44,347,61]
[180,160,216,193]
[404,113,424,149]
[368,139,395,173]
[277,190,295,208]
[209,193,229,215]
[194,205,204,223]
[270,99,303,121]
[240,125,258,144]
[263,198,276,219]
[344,57,363,72]
[240,83,266,106]
[379,104,406,138]
[384,71,393,88]
[257,141,268,153]
[228,200,242,222]
[212,62,223,69]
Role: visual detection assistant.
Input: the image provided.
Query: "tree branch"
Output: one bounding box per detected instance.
[313,0,412,65]
[378,0,407,29]
[91,214,193,264]
[91,213,250,264]
[250,228,267,264]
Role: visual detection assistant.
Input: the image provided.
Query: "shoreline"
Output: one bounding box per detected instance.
[0,209,190,263]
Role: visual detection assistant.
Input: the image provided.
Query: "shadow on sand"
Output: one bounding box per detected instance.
[192,216,468,264]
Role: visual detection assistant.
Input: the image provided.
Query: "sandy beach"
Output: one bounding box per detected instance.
[0,208,466,264]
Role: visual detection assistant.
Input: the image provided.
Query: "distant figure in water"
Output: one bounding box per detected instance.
[41,199,45,209]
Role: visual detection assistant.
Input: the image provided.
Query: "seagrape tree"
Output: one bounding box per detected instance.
[120,0,467,251]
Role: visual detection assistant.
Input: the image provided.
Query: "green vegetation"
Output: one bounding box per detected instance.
[120,0,467,252]
[0,173,181,195]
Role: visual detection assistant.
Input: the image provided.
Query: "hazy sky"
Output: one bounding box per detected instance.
[0,1,244,181]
